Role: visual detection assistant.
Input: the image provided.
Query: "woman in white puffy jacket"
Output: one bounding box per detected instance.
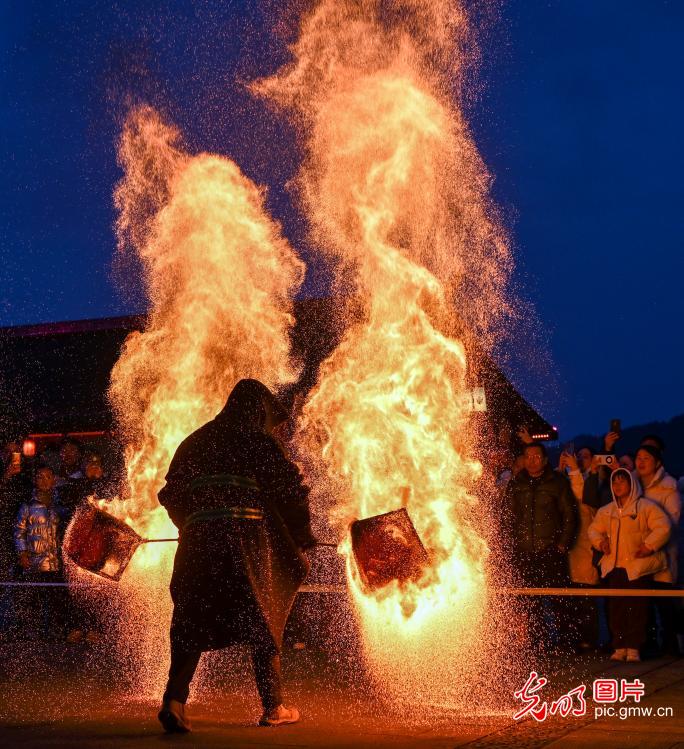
[588,468,671,662]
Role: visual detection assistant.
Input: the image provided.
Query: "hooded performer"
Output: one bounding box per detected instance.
[157,379,315,732]
[588,467,671,663]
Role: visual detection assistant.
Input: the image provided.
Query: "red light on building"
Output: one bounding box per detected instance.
[22,439,36,457]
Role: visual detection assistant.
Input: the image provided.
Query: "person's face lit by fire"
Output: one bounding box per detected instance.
[60,441,81,471]
[577,447,593,473]
[512,454,526,477]
[34,467,56,501]
[619,454,635,471]
[611,472,631,503]
[524,446,547,478]
[635,449,659,483]
[85,456,103,480]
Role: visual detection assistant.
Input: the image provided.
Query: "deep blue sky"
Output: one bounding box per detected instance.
[1,1,682,439]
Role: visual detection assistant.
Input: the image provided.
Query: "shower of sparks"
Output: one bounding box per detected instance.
[255,0,515,707]
[101,106,304,695]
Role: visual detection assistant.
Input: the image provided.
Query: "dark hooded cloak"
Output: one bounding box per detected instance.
[158,379,314,652]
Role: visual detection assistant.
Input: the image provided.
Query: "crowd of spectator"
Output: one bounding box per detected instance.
[497,428,684,662]
[0,436,113,643]
[2,425,684,665]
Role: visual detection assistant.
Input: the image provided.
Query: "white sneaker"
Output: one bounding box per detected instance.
[626,648,641,662]
[610,648,627,661]
[259,704,300,726]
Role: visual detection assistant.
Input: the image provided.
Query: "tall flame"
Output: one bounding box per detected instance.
[105,105,304,693]
[257,0,512,705]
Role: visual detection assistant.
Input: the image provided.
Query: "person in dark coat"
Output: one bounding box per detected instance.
[504,442,578,652]
[157,379,315,733]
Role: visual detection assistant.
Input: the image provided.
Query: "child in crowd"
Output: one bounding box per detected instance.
[15,465,60,574]
[13,465,61,639]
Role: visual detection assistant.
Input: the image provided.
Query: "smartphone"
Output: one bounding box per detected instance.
[562,441,575,455]
[610,418,621,436]
[11,451,21,469]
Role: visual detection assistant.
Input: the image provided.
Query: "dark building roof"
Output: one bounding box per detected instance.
[0,300,554,440]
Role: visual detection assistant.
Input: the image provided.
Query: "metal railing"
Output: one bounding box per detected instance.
[3,581,684,596]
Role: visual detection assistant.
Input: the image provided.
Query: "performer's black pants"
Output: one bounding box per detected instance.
[162,640,283,710]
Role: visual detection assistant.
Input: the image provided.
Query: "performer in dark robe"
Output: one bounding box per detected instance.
[157,379,315,732]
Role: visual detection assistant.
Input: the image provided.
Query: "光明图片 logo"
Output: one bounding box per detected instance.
[511,671,669,722]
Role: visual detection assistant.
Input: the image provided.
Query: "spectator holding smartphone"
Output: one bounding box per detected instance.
[583,431,622,510]
[559,449,599,650]
[576,446,594,479]
[1,440,31,577]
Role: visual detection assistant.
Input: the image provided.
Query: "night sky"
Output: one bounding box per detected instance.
[1,1,682,440]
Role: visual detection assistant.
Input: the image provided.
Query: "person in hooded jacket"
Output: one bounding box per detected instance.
[588,468,671,662]
[156,379,315,733]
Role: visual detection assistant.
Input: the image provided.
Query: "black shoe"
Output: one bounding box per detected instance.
[158,699,192,733]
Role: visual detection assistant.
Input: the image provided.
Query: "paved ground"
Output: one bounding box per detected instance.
[2,582,684,747]
[3,632,684,749]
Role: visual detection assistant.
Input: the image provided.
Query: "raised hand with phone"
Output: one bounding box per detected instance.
[604,419,621,452]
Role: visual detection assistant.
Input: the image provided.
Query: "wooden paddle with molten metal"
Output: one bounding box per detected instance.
[349,508,430,591]
[63,503,177,582]
[65,501,429,590]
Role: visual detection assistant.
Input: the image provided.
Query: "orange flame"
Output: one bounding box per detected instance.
[257,1,511,704]
[105,105,304,694]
